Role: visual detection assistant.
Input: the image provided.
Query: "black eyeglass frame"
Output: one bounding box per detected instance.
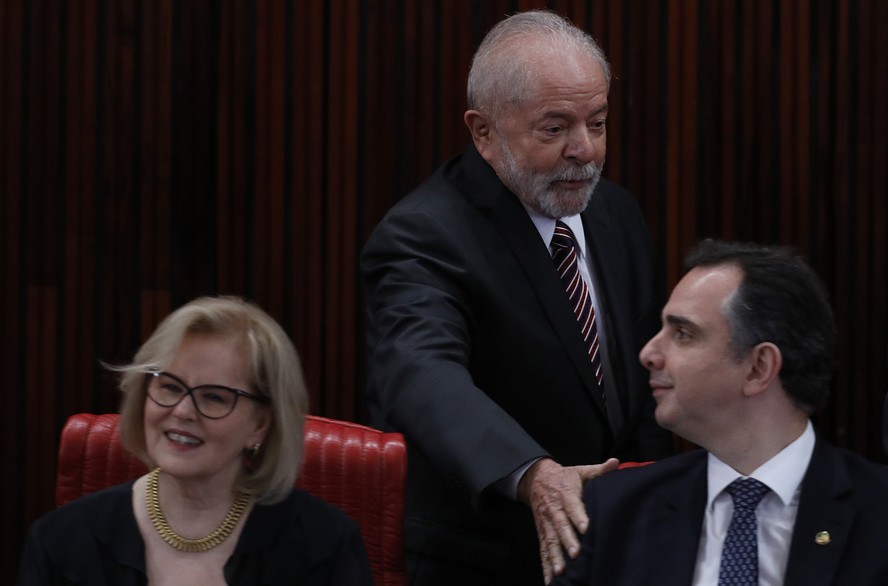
[144,369,270,420]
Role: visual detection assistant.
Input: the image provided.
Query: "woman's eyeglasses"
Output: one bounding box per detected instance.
[145,370,269,419]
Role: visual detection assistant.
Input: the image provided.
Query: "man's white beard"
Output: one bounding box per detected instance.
[498,138,603,219]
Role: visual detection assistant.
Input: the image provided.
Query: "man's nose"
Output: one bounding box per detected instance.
[564,127,600,165]
[639,332,664,370]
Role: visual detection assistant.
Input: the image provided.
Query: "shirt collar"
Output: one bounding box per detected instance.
[705,419,815,510]
[522,204,587,259]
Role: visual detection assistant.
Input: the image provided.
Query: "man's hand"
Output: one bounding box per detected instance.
[517,457,620,584]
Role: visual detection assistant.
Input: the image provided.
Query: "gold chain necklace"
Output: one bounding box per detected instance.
[145,467,249,553]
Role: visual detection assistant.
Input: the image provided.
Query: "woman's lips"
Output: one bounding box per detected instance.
[165,431,203,446]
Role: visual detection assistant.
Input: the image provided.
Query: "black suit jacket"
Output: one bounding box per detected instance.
[360,144,672,582]
[555,439,888,586]
[17,483,373,585]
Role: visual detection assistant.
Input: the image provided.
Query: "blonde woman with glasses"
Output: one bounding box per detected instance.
[18,296,373,585]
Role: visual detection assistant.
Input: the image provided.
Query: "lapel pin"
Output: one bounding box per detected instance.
[814,531,831,545]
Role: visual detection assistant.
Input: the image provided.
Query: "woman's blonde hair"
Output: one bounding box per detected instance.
[111,296,308,504]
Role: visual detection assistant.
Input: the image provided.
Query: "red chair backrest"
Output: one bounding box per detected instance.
[56,413,407,586]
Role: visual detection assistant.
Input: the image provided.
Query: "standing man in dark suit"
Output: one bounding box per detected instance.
[555,239,888,586]
[361,10,673,586]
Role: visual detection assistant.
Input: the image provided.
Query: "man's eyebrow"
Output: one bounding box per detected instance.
[535,104,609,123]
[665,314,696,329]
[537,110,572,121]
[545,104,608,116]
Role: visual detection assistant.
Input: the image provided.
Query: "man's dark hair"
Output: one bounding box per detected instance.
[686,239,836,413]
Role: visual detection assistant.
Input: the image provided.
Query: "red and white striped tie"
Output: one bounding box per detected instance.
[551,220,603,386]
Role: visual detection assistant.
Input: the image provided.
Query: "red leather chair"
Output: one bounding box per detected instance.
[618,461,652,469]
[56,413,407,586]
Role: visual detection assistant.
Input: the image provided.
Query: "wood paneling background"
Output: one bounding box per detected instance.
[2,0,885,581]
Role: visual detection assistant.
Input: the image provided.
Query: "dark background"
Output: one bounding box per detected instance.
[2,0,885,582]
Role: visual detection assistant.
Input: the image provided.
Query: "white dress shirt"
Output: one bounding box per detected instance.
[692,420,815,586]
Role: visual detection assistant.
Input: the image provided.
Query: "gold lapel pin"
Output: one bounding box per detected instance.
[815,531,831,545]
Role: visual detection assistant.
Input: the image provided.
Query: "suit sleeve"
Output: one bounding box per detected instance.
[16,518,62,586]
[361,205,547,501]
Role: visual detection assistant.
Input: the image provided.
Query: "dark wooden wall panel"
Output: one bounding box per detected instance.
[2,1,885,582]
[1,0,25,562]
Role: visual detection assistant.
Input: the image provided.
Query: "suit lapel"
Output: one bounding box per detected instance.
[647,458,708,584]
[487,193,607,414]
[580,190,620,343]
[579,188,630,435]
[783,439,856,586]
[452,152,605,417]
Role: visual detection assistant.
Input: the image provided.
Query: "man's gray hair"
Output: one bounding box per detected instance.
[466,10,611,121]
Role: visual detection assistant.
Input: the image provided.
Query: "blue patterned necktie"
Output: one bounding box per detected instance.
[718,477,771,586]
[551,220,603,386]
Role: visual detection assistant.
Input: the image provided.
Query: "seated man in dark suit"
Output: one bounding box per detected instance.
[554,239,888,586]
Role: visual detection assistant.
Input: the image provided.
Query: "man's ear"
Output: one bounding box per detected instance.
[464,110,494,157]
[743,342,782,397]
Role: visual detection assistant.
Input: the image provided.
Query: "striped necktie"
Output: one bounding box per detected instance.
[551,220,603,386]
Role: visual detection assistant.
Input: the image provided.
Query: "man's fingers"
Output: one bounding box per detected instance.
[562,492,590,537]
[541,519,566,582]
[527,459,621,582]
[536,484,584,579]
[538,517,560,584]
[553,509,581,557]
[531,487,580,581]
[576,457,620,482]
